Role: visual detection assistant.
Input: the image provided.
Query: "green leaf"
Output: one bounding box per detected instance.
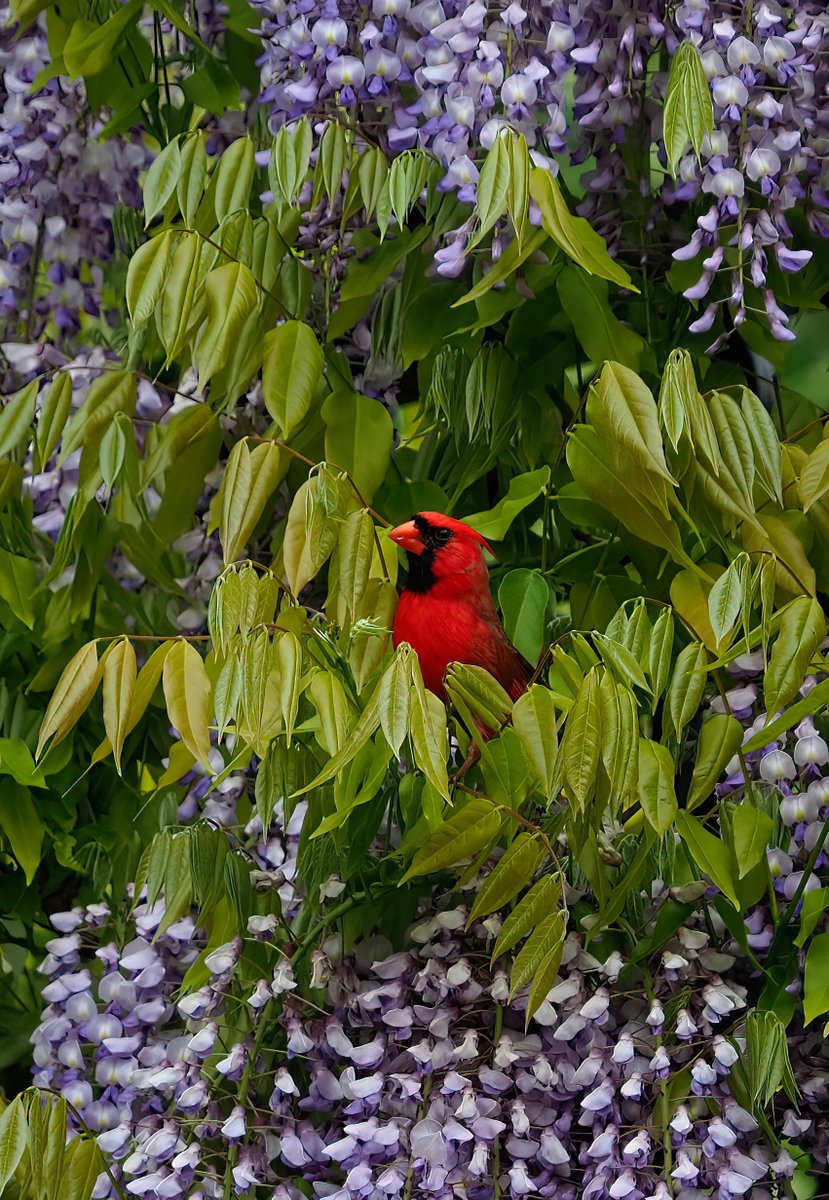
[507,131,530,242]
[741,388,782,506]
[663,40,714,174]
[316,120,349,203]
[765,597,826,716]
[162,640,213,770]
[61,370,137,460]
[687,712,743,811]
[0,547,37,629]
[510,909,566,997]
[595,634,650,692]
[37,641,100,759]
[599,673,638,805]
[732,803,773,879]
[742,1010,797,1108]
[492,873,560,961]
[213,137,255,223]
[63,0,143,77]
[338,509,376,618]
[303,681,383,790]
[454,225,548,307]
[93,641,173,765]
[743,676,829,753]
[102,637,137,775]
[309,670,350,757]
[0,738,46,788]
[666,641,708,739]
[561,668,601,809]
[262,321,324,439]
[142,136,182,226]
[566,426,693,567]
[512,685,558,799]
[195,262,259,392]
[410,664,451,802]
[322,390,393,504]
[647,609,675,705]
[377,647,413,759]
[0,378,37,458]
[220,438,282,564]
[676,810,741,910]
[557,267,648,373]
[159,232,201,364]
[34,372,73,472]
[588,362,676,489]
[528,168,636,290]
[638,738,678,836]
[181,57,241,112]
[473,131,511,245]
[799,437,829,512]
[62,1128,106,1200]
[469,833,545,923]
[525,914,567,1023]
[463,467,550,542]
[795,887,829,948]
[445,663,513,735]
[270,119,314,205]
[177,133,209,226]
[357,147,388,219]
[0,781,45,885]
[282,475,342,596]
[498,569,547,666]
[276,631,302,746]
[803,931,829,1025]
[385,151,429,230]
[402,797,501,881]
[709,390,756,511]
[707,556,746,645]
[126,230,176,329]
[0,1095,27,1190]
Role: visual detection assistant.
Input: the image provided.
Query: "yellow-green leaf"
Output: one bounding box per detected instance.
[765,596,826,716]
[528,167,636,290]
[126,230,176,330]
[36,642,100,759]
[638,737,678,835]
[102,637,137,774]
[162,640,213,769]
[401,797,500,881]
[0,378,38,458]
[262,320,325,439]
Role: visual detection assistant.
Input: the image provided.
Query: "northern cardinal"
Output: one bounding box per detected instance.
[389,512,533,704]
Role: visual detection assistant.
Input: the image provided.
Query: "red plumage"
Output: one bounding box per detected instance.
[390,511,533,703]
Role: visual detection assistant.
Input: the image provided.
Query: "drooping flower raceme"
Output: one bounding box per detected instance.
[0,6,148,344]
[30,786,829,1200]
[251,0,829,343]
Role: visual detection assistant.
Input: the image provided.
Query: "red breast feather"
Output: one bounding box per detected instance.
[390,513,533,702]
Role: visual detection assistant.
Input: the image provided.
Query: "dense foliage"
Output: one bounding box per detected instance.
[2,2,829,1199]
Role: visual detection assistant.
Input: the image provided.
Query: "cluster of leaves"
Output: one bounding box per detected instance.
[3,2,829,1171]
[0,1089,106,1198]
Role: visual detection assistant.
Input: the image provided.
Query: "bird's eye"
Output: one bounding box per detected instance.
[433,528,452,544]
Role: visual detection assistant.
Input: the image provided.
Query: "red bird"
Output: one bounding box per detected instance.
[389,512,533,702]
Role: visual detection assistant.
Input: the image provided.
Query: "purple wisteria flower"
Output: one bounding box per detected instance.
[28,779,829,1200]
[251,0,829,343]
[0,6,148,344]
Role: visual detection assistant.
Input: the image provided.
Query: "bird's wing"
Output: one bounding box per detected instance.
[472,618,534,701]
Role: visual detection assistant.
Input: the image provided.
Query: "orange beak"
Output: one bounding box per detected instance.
[389,519,425,555]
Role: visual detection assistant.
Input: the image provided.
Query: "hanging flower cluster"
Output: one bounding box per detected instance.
[0,6,148,344]
[29,775,829,1200]
[713,649,829,920]
[251,0,829,342]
